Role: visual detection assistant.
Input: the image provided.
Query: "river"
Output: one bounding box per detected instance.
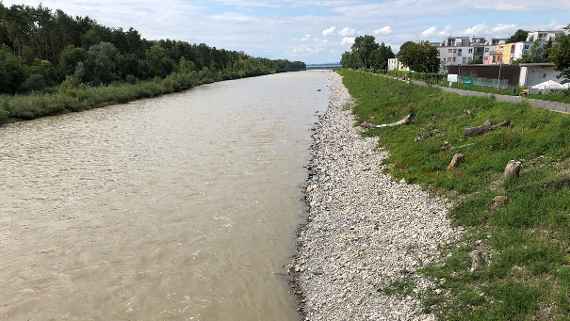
[0,71,331,321]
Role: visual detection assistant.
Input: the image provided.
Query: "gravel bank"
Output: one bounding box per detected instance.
[291,73,461,321]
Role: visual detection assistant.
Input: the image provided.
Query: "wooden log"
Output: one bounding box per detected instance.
[362,113,416,129]
[447,153,465,171]
[464,120,511,137]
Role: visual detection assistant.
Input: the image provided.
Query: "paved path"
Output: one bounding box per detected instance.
[409,79,570,114]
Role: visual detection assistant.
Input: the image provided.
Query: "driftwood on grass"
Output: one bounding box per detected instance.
[361,113,416,129]
[464,120,512,137]
[447,153,465,171]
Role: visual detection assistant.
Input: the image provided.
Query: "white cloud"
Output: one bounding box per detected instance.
[3,0,567,64]
[463,24,488,35]
[341,37,355,47]
[322,26,337,37]
[438,25,452,36]
[421,26,438,37]
[374,25,392,35]
[338,27,356,37]
[492,24,517,33]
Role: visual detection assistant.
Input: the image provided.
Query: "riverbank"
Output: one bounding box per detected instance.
[336,69,570,320]
[291,72,459,320]
[0,70,283,124]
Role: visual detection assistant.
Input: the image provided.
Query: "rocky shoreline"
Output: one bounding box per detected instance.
[290,72,460,321]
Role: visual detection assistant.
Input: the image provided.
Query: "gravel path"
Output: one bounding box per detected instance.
[291,73,461,321]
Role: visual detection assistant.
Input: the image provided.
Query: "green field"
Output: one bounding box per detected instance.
[340,69,570,321]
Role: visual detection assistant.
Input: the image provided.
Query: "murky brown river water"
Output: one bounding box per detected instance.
[0,71,330,321]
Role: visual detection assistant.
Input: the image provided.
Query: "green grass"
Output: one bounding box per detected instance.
[0,69,275,124]
[530,91,570,105]
[451,83,521,96]
[340,69,570,321]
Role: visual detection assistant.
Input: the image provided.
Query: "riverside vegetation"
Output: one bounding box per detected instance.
[340,69,570,320]
[0,3,305,123]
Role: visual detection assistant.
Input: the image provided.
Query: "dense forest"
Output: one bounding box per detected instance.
[0,3,305,95]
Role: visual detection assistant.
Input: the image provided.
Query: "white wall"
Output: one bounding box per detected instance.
[519,66,562,87]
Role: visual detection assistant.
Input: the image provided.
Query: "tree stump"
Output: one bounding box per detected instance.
[447,153,465,171]
[470,240,487,273]
[504,160,522,179]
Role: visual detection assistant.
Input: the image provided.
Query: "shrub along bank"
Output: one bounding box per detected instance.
[0,68,280,124]
[340,69,570,321]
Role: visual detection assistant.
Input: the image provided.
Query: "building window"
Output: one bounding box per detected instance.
[485,47,489,52]
[448,49,452,53]
[469,48,473,54]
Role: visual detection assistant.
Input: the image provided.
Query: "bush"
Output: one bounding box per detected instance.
[20,74,47,92]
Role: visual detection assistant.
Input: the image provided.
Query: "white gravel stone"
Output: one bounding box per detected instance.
[291,73,461,321]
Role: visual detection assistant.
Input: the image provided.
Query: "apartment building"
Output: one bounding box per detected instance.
[439,37,485,72]
[526,30,565,43]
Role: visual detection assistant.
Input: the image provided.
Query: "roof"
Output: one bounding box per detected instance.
[528,30,564,33]
[519,63,556,67]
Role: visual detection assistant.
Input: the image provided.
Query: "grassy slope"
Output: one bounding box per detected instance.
[530,92,570,105]
[340,69,570,321]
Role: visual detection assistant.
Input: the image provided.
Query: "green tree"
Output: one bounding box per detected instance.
[177,57,196,74]
[145,43,175,78]
[351,35,380,69]
[20,73,47,92]
[398,41,439,73]
[59,45,87,76]
[549,34,570,78]
[508,29,528,43]
[85,42,120,84]
[369,43,395,71]
[0,46,26,94]
[520,41,547,63]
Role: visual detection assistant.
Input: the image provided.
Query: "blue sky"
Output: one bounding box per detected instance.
[3,0,569,63]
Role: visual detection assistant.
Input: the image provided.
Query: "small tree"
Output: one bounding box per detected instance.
[519,41,547,63]
[85,42,120,84]
[0,46,26,94]
[351,35,380,69]
[59,45,87,76]
[145,43,175,78]
[398,41,439,73]
[549,34,570,78]
[508,29,528,43]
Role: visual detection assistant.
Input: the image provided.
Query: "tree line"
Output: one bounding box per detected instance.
[341,26,570,77]
[340,35,439,73]
[0,3,305,94]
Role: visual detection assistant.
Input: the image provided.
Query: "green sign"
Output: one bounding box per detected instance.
[463,76,473,86]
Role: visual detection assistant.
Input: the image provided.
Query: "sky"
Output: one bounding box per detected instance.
[3,0,570,64]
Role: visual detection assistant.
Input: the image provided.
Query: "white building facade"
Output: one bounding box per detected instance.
[387,58,409,72]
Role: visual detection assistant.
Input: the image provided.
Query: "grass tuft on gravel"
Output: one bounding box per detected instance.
[340,69,570,321]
